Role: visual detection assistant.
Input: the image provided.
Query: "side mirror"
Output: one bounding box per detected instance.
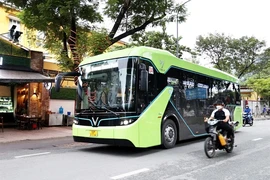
[55,72,81,92]
[139,63,148,92]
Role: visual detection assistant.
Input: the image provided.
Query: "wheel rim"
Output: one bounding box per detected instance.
[164,124,175,143]
[206,139,215,156]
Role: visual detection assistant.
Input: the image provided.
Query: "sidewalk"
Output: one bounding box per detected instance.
[0,126,72,144]
[254,115,270,121]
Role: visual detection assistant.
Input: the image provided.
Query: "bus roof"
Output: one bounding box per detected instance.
[81,46,239,83]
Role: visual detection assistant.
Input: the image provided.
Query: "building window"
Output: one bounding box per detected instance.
[9,19,20,31]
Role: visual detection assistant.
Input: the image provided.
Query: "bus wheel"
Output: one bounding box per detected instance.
[162,119,177,149]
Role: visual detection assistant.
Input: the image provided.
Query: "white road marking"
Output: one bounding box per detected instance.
[252,138,263,141]
[14,152,51,159]
[110,168,150,179]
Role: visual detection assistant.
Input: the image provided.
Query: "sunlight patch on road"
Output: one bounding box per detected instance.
[252,138,263,141]
[111,168,150,179]
[14,152,51,159]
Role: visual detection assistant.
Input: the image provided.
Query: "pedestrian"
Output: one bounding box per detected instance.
[263,105,267,117]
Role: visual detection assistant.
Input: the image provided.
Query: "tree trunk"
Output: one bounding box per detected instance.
[68,11,80,71]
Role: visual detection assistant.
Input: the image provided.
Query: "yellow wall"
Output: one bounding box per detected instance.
[44,62,60,71]
[0,5,29,48]
[0,6,19,34]
[242,91,259,101]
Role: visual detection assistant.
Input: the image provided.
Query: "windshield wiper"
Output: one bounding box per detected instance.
[87,100,119,117]
[97,105,119,117]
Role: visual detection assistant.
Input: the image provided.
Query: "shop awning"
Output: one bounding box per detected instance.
[0,69,54,83]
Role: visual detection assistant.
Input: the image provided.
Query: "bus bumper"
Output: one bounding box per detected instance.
[72,124,139,147]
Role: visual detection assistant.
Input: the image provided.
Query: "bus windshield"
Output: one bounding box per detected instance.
[77,57,136,112]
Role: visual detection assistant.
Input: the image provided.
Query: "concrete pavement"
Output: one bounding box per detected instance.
[0,126,72,144]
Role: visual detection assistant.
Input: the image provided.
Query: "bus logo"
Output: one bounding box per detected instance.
[159,60,165,72]
[159,60,164,69]
[91,117,99,126]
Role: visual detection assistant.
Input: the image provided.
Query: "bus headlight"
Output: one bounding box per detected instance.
[120,119,135,126]
[73,119,79,125]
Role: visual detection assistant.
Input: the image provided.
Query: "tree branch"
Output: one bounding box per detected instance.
[110,13,166,45]
[108,0,131,39]
[238,62,255,78]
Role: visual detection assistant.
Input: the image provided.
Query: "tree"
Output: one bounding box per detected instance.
[4,0,102,71]
[195,33,266,79]
[247,78,270,103]
[104,0,188,47]
[250,47,270,79]
[130,21,192,58]
[4,0,189,71]
[228,36,266,78]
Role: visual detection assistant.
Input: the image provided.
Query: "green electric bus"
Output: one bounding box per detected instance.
[55,46,242,148]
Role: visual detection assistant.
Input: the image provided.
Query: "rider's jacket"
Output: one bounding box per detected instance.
[244,108,251,114]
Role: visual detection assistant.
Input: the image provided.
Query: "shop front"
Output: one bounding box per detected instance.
[0,69,53,127]
[0,36,54,129]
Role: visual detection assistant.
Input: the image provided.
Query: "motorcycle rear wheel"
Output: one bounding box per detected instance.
[204,137,216,158]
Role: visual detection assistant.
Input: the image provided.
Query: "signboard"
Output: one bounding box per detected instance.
[185,87,207,100]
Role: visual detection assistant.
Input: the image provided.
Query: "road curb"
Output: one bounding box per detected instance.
[254,118,270,121]
[0,135,73,144]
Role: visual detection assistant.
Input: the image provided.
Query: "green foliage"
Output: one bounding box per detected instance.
[105,0,188,44]
[50,87,76,100]
[251,48,270,79]
[87,29,112,56]
[5,0,102,71]
[195,33,266,79]
[107,45,130,52]
[5,0,189,71]
[247,78,270,101]
[130,21,193,58]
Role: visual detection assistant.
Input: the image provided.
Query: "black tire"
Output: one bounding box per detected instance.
[161,119,177,149]
[225,138,234,153]
[243,120,246,127]
[204,137,216,158]
[250,121,253,126]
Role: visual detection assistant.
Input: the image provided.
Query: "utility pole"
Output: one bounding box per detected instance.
[176,0,191,58]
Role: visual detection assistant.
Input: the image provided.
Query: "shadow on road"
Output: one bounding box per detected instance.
[78,144,163,157]
[77,136,209,157]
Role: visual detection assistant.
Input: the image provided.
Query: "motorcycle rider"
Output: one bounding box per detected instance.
[244,105,251,114]
[207,100,234,140]
[244,105,253,123]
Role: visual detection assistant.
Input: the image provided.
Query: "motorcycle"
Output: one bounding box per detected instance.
[242,112,253,127]
[204,119,239,158]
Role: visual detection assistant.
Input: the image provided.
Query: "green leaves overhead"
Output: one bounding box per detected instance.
[130,22,192,58]
[105,0,188,44]
[247,78,270,100]
[16,0,102,39]
[4,0,189,72]
[195,33,266,79]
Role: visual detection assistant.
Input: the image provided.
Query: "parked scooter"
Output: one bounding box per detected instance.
[242,112,253,127]
[204,119,239,158]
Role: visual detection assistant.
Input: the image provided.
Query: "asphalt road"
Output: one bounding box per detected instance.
[0,120,270,180]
